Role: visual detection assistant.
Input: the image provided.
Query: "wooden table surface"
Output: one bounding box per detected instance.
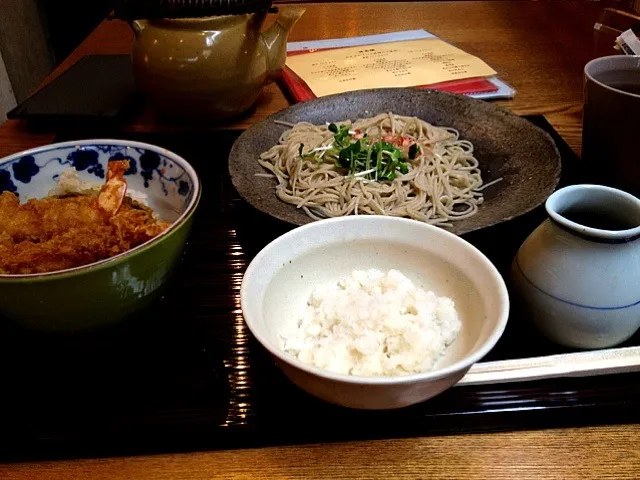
[1,425,638,479]
[1,1,639,478]
[0,0,615,158]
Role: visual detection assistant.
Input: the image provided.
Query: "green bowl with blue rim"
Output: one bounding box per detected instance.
[0,139,201,331]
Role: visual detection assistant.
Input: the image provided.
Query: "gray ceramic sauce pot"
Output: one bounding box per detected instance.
[512,184,640,349]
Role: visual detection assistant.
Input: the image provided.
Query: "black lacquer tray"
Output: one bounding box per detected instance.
[0,116,638,463]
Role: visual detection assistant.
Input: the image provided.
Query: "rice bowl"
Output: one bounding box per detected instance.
[241,215,509,409]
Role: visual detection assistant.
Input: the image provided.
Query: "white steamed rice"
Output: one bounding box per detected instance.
[281,269,461,377]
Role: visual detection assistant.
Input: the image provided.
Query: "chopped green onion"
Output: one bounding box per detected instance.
[325,124,409,181]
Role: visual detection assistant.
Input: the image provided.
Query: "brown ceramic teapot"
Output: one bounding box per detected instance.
[130,8,304,120]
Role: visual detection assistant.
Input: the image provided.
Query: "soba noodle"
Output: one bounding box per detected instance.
[258,112,487,226]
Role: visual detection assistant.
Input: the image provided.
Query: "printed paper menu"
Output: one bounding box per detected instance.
[285,38,497,98]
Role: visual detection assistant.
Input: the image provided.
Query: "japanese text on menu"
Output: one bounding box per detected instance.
[286,38,497,97]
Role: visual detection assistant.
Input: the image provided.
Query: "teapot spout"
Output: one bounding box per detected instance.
[130,19,147,37]
[261,7,305,80]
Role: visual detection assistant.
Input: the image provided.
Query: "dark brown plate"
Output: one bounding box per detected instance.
[229,88,561,235]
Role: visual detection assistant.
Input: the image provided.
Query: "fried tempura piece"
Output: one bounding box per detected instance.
[0,191,169,275]
[0,191,44,242]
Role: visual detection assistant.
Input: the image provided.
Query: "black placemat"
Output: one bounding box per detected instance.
[0,116,638,462]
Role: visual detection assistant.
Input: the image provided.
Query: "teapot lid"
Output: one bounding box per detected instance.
[112,0,275,20]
